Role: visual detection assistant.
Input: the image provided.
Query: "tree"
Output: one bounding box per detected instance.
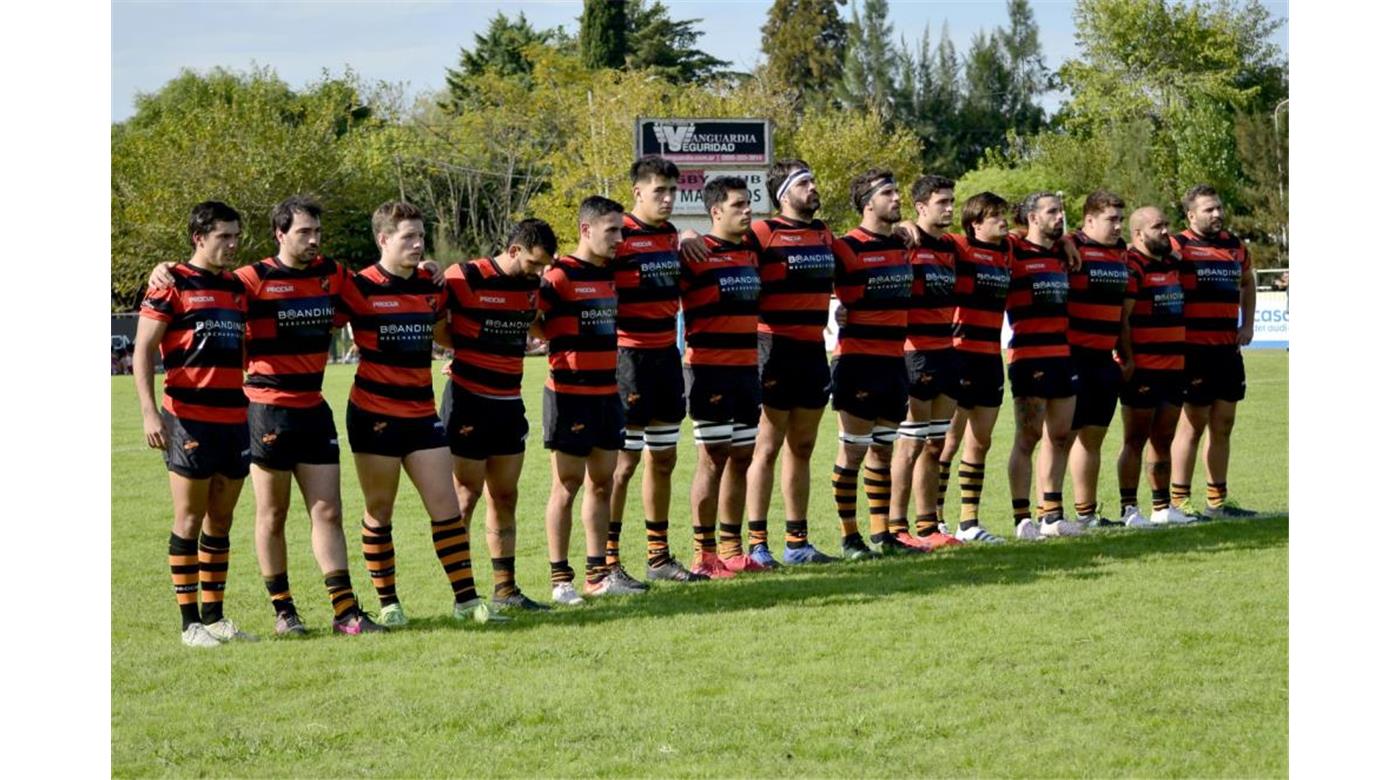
[580,0,627,69]
[625,0,730,83]
[836,0,896,117]
[442,12,564,110]
[760,0,848,108]
[998,0,1048,133]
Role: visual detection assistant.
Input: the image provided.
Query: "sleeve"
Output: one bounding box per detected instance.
[1240,243,1253,274]
[1125,261,1141,298]
[139,283,177,322]
[334,266,363,327]
[433,287,448,322]
[831,239,859,305]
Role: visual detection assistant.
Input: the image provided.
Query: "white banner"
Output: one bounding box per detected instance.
[1250,290,1289,348]
[673,169,771,216]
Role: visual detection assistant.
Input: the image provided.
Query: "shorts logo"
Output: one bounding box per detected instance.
[626,392,641,406]
[458,425,475,437]
[918,373,932,385]
[266,284,294,293]
[855,390,870,400]
[709,393,723,404]
[183,439,200,452]
[373,422,389,434]
[1033,371,1045,381]
[260,432,279,445]
[763,379,778,389]
[1190,378,1204,386]
[571,422,586,433]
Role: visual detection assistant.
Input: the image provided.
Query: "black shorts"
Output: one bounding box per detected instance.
[905,348,960,402]
[616,346,686,427]
[758,334,831,410]
[1072,348,1122,429]
[1009,356,1079,400]
[831,354,909,423]
[684,365,762,427]
[346,402,447,458]
[955,351,1006,409]
[441,383,528,460]
[543,387,626,457]
[1184,345,1247,405]
[249,401,340,470]
[1121,369,1187,410]
[161,409,251,480]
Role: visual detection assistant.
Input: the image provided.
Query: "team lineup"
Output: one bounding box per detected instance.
[134,155,1260,647]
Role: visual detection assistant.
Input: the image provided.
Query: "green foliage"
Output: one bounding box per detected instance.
[580,0,627,69]
[625,0,730,84]
[110,67,397,310]
[836,0,896,117]
[1231,107,1289,268]
[760,0,848,109]
[441,12,567,111]
[790,107,924,233]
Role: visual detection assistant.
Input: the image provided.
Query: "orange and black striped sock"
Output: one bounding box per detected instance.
[1152,488,1171,512]
[718,523,743,559]
[1040,492,1064,519]
[361,521,398,608]
[888,516,910,535]
[1012,498,1032,523]
[1207,482,1228,509]
[491,556,518,598]
[832,465,859,539]
[550,560,574,585]
[747,519,769,548]
[915,513,940,536]
[936,459,953,516]
[323,570,359,621]
[863,465,892,540]
[169,533,200,629]
[431,515,477,605]
[585,555,609,585]
[645,520,671,567]
[959,461,986,526]
[692,523,717,557]
[785,519,809,549]
[605,522,623,567]
[1119,488,1138,513]
[1171,483,1191,508]
[197,533,229,624]
[1075,500,1097,519]
[263,572,295,616]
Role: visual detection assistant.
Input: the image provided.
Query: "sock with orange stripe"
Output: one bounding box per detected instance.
[491,556,518,598]
[915,513,940,536]
[936,459,953,518]
[832,465,859,540]
[263,572,295,617]
[692,523,717,558]
[585,555,609,585]
[1012,498,1032,524]
[1207,482,1228,509]
[361,521,398,608]
[863,465,892,542]
[1039,491,1064,520]
[169,533,200,629]
[323,570,360,621]
[1171,483,1191,509]
[718,523,743,559]
[1152,488,1171,512]
[645,520,671,567]
[197,533,229,624]
[605,522,623,567]
[785,519,809,549]
[959,461,986,527]
[747,519,768,548]
[1119,488,1138,515]
[550,560,574,585]
[431,515,477,605]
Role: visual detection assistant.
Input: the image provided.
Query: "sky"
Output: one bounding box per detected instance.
[111,0,1290,123]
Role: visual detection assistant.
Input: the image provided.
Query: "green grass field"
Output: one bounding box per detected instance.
[112,351,1287,778]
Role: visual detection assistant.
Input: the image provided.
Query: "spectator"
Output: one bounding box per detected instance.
[1273,271,1289,292]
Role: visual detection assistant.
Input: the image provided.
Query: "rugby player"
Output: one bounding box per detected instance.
[890,175,964,550]
[438,219,557,611]
[682,177,765,577]
[744,160,839,565]
[609,156,701,584]
[342,201,506,627]
[1116,206,1186,527]
[136,201,256,646]
[1005,193,1080,539]
[830,170,915,558]
[1169,185,1258,519]
[540,196,642,604]
[1066,191,1133,527]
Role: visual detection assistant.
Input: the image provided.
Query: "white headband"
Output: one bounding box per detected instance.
[775,169,813,203]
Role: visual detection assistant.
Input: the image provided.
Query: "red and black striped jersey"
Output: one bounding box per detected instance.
[1067,232,1132,353]
[139,263,248,424]
[950,234,1012,356]
[613,214,681,350]
[444,258,540,399]
[235,256,350,408]
[749,216,836,344]
[905,227,957,352]
[832,227,912,359]
[540,255,618,395]
[1124,247,1186,371]
[1005,234,1071,364]
[341,264,446,419]
[680,235,761,367]
[1172,229,1252,347]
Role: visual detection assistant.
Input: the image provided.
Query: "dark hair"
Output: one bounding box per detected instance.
[961,191,1009,237]
[188,201,241,247]
[630,155,680,184]
[371,201,423,237]
[768,159,813,203]
[270,196,322,241]
[1182,183,1219,214]
[910,175,955,207]
[703,176,750,212]
[1017,191,1058,227]
[1083,189,1126,219]
[579,195,625,224]
[850,168,896,212]
[506,218,558,256]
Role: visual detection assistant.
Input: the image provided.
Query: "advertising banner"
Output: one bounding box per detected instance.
[636,118,771,164]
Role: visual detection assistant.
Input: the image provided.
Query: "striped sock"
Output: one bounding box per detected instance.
[431,515,476,605]
[718,523,743,559]
[1152,488,1170,512]
[863,465,892,539]
[645,520,670,567]
[550,560,574,585]
[1207,482,1228,509]
[263,572,294,616]
[1171,483,1192,508]
[1118,488,1138,515]
[747,519,768,548]
[959,461,985,524]
[1012,498,1032,523]
[197,533,229,624]
[1075,500,1097,519]
[361,521,398,608]
[169,533,200,629]
[1040,491,1064,519]
[491,556,518,598]
[785,519,809,549]
[888,516,910,535]
[605,521,623,567]
[915,513,940,537]
[692,523,716,556]
[936,459,952,517]
[832,465,859,538]
[585,555,609,585]
[323,570,359,621]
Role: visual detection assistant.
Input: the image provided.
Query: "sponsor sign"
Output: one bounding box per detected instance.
[673,169,771,215]
[1249,290,1289,349]
[637,118,770,163]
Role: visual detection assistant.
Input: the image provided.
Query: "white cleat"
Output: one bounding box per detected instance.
[1122,506,1153,528]
[181,623,222,648]
[1150,505,1196,525]
[1039,515,1083,537]
[203,617,259,642]
[551,582,585,607]
[954,523,1005,544]
[1015,517,1044,541]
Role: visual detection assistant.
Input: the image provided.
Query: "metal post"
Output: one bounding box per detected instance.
[1273,98,1289,255]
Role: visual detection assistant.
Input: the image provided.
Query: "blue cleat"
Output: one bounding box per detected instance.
[748,542,780,569]
[782,542,838,565]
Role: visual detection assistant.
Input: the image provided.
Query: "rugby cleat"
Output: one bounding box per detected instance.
[647,556,710,582]
[913,530,963,550]
[690,552,737,579]
[718,553,768,573]
[782,543,838,565]
[492,591,552,612]
[1038,515,1083,537]
[955,523,1004,544]
[1015,517,1044,541]
[181,623,222,648]
[748,542,780,569]
[874,533,923,555]
[1121,506,1152,529]
[841,536,881,560]
[1200,502,1260,520]
[895,531,937,552]
[453,597,511,623]
[203,617,259,642]
[377,602,408,628]
[332,611,387,635]
[551,582,585,606]
[1150,506,1197,525]
[274,611,308,638]
[609,563,651,592]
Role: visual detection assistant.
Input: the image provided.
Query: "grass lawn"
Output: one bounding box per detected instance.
[112,351,1287,777]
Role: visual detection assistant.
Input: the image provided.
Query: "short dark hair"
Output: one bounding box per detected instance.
[1017,191,1059,227]
[371,201,423,237]
[703,176,750,212]
[961,191,1009,237]
[768,159,812,203]
[579,195,625,224]
[1182,184,1219,214]
[271,196,322,241]
[188,201,241,247]
[911,175,955,207]
[1083,189,1126,219]
[506,218,558,256]
[630,155,680,184]
[850,168,896,212]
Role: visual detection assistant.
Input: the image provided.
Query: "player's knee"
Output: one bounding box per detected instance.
[256,505,289,531]
[787,435,818,461]
[1208,415,1236,437]
[556,473,584,497]
[1045,428,1073,452]
[490,486,519,512]
[612,458,639,483]
[649,447,677,475]
[585,476,612,502]
[203,512,235,537]
[173,513,202,539]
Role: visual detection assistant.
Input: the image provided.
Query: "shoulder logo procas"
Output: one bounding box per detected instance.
[652,122,696,152]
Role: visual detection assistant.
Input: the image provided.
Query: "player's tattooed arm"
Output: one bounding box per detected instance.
[133,316,168,450]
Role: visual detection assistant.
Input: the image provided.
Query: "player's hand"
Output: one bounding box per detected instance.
[1119,359,1135,382]
[441,362,451,376]
[147,262,178,290]
[142,409,166,450]
[678,230,706,263]
[1060,239,1083,271]
[1237,322,1254,346]
[893,221,918,248]
[834,304,847,328]
[419,260,444,284]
